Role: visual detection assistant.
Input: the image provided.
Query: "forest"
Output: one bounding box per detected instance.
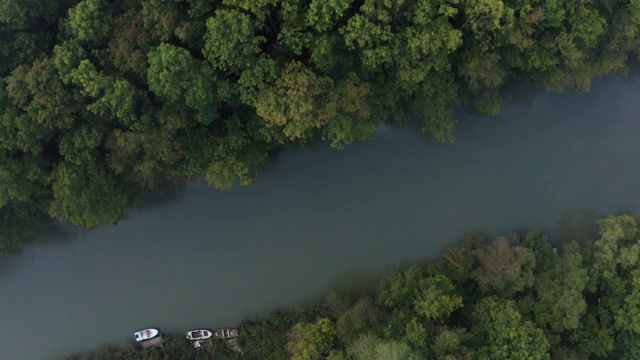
[64,214,640,359]
[1,0,640,251]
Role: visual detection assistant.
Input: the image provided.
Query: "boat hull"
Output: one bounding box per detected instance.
[186,329,212,341]
[213,328,239,339]
[134,328,159,342]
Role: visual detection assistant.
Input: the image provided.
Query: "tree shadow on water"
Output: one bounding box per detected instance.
[127,181,188,216]
[554,209,603,246]
[15,214,78,249]
[327,265,385,297]
[0,218,76,280]
[0,254,20,282]
[500,76,545,108]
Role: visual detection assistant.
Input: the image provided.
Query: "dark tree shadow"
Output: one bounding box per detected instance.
[21,214,77,247]
[554,210,603,246]
[327,265,385,297]
[500,75,545,108]
[128,181,188,215]
[620,58,640,80]
[0,254,19,282]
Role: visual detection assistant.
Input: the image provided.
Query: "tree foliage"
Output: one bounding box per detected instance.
[471,237,536,296]
[286,317,336,360]
[472,297,550,360]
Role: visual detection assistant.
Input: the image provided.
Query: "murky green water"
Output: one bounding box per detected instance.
[1,77,640,359]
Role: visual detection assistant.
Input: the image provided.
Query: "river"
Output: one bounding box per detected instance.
[1,77,640,359]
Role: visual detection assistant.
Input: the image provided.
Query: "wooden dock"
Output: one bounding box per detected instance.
[140,335,163,349]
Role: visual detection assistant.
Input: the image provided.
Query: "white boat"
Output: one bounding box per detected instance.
[134,328,159,342]
[186,329,213,341]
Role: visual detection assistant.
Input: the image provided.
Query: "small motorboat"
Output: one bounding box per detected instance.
[213,328,239,339]
[134,328,159,342]
[186,329,213,341]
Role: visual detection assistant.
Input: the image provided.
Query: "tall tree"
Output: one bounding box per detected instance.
[532,241,588,333]
[590,215,639,288]
[49,161,135,228]
[65,0,112,45]
[472,297,550,360]
[377,265,426,310]
[414,274,464,322]
[614,270,640,359]
[147,43,220,126]
[347,334,422,360]
[471,237,536,296]
[203,9,266,74]
[286,317,336,360]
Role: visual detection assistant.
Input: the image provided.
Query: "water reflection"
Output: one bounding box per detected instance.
[555,210,603,246]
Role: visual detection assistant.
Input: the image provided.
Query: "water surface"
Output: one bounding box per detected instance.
[1,77,640,359]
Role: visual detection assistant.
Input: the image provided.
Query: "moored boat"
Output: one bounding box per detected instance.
[134,328,160,342]
[186,329,213,341]
[213,328,239,339]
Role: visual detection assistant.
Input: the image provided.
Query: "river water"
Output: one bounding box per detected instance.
[2,77,640,359]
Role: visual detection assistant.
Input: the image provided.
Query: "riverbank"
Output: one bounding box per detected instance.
[63,213,640,360]
[62,332,239,360]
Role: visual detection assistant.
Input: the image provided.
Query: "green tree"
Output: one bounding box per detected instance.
[432,327,474,360]
[286,317,336,360]
[521,229,556,273]
[0,0,58,30]
[339,0,463,140]
[49,162,135,228]
[0,152,49,209]
[376,265,426,310]
[140,0,187,43]
[222,0,280,21]
[437,234,486,282]
[321,73,378,149]
[347,334,422,360]
[0,207,34,254]
[147,43,220,126]
[590,215,640,289]
[306,0,352,33]
[203,9,265,74]
[471,237,536,296]
[203,113,270,189]
[107,9,152,77]
[336,297,385,342]
[65,0,112,45]
[472,297,550,360]
[404,318,428,350]
[5,57,79,131]
[614,270,640,359]
[0,103,48,154]
[68,59,141,127]
[414,274,463,321]
[0,0,59,75]
[254,61,335,141]
[532,241,588,333]
[106,128,182,187]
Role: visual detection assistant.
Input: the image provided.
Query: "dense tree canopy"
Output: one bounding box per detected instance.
[1,0,640,253]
